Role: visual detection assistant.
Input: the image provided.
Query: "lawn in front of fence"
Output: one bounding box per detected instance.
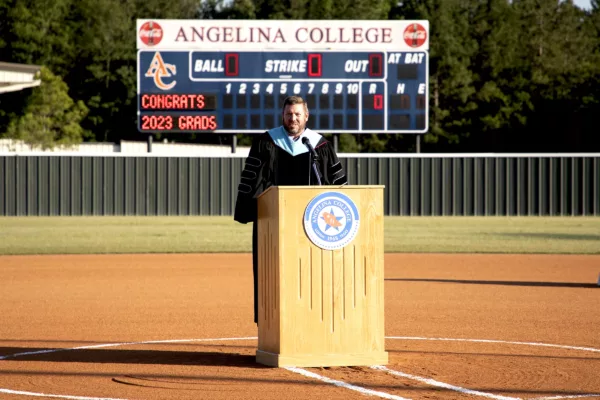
[0,216,598,255]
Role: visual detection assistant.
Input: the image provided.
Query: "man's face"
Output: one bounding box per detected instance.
[282,103,308,136]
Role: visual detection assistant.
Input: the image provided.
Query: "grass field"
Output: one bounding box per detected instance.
[0,216,599,255]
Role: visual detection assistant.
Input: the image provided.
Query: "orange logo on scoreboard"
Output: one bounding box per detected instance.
[144,52,176,91]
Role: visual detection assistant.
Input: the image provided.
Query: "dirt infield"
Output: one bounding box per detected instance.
[1,253,599,400]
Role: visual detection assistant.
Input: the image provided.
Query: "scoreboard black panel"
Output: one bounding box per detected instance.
[137,50,428,133]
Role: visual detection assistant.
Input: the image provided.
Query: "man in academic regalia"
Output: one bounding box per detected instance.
[234,95,348,324]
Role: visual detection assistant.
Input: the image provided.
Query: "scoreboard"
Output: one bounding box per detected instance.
[136,20,429,134]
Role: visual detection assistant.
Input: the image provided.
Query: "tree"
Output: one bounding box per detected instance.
[231,0,391,24]
[200,0,240,18]
[391,0,478,150]
[6,67,88,150]
[506,0,600,151]
[64,0,201,143]
[465,0,534,150]
[0,0,12,53]
[67,0,137,142]
[339,134,359,152]
[2,0,597,152]
[2,0,75,77]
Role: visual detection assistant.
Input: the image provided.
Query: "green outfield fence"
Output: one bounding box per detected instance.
[0,153,599,216]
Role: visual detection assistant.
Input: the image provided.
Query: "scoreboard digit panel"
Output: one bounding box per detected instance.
[137,50,428,133]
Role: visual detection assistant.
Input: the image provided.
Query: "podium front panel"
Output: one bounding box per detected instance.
[256,186,387,367]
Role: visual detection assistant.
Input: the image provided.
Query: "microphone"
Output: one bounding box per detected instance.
[301,137,319,160]
[301,137,322,185]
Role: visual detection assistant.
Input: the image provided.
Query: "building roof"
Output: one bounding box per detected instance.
[0,61,42,94]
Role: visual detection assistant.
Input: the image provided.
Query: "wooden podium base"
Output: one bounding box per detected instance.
[256,350,389,368]
[256,186,387,369]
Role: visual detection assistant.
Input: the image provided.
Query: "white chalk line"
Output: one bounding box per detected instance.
[372,365,519,400]
[0,336,599,400]
[0,337,258,400]
[387,336,600,354]
[375,338,600,400]
[0,388,126,400]
[532,396,600,400]
[0,335,407,400]
[0,337,258,361]
[285,367,409,400]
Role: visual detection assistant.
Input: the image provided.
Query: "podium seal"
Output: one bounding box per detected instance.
[303,191,360,250]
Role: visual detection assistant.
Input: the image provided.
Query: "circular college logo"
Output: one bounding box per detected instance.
[403,23,427,48]
[139,21,163,46]
[303,192,360,251]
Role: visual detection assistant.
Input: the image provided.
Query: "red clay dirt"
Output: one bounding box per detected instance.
[0,253,599,400]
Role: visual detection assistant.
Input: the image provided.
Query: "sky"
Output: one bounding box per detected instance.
[573,0,592,9]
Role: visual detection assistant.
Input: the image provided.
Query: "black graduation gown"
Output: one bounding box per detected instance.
[233,132,348,323]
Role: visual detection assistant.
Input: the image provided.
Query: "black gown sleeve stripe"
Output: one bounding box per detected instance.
[237,183,253,193]
[241,169,257,180]
[234,136,271,224]
[330,161,343,175]
[333,174,348,185]
[236,156,262,193]
[234,133,276,224]
[330,160,347,184]
[245,156,262,168]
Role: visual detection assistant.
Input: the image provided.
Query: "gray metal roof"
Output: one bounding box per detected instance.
[0,61,41,94]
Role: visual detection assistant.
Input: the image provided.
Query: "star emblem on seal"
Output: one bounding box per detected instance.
[320,208,344,231]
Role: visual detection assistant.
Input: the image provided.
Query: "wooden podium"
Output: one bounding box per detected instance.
[255,185,388,368]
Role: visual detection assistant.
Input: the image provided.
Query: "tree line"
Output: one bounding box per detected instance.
[0,0,599,152]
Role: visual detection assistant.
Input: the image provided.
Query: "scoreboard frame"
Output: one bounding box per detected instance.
[136,19,429,135]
